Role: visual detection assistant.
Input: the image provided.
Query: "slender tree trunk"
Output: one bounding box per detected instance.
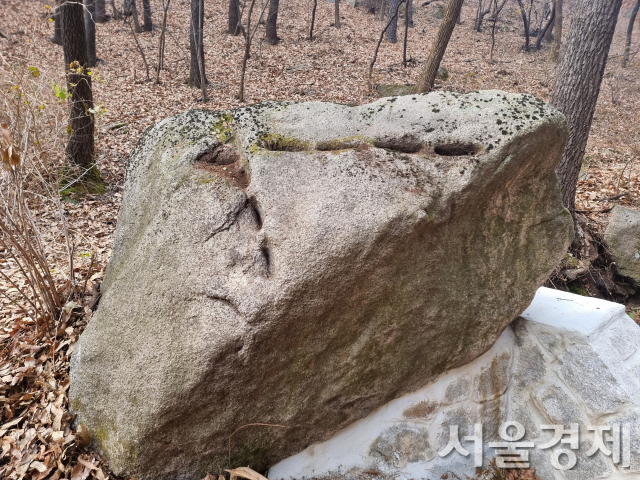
[413,0,464,93]
[266,0,280,44]
[489,0,498,63]
[60,0,96,177]
[386,0,400,43]
[475,0,490,31]
[239,0,258,102]
[156,0,170,83]
[406,0,413,27]
[229,0,242,35]
[95,0,107,22]
[335,0,341,27]
[123,0,131,15]
[52,2,63,45]
[543,0,554,43]
[535,1,554,49]
[369,0,405,89]
[142,0,153,31]
[111,0,122,19]
[550,0,562,61]
[190,0,207,88]
[403,0,410,65]
[551,0,623,215]
[623,0,640,67]
[309,0,318,39]
[84,0,97,67]
[129,0,143,32]
[515,0,530,51]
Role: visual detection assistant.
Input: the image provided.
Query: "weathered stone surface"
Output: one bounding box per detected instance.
[270,288,640,480]
[604,205,640,284]
[69,91,572,480]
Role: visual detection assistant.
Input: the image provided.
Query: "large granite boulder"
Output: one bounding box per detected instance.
[604,205,640,285]
[270,288,640,480]
[69,91,572,480]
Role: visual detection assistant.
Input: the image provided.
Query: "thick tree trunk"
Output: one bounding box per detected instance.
[189,0,207,88]
[60,0,96,173]
[229,0,241,34]
[142,0,153,31]
[386,0,400,43]
[52,2,63,45]
[515,0,530,51]
[413,0,464,92]
[550,0,562,61]
[551,0,622,215]
[84,0,97,67]
[266,0,280,44]
[95,0,107,22]
[623,0,640,67]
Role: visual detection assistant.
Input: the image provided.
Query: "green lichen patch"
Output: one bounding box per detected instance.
[258,133,311,152]
[59,163,106,197]
[316,136,374,151]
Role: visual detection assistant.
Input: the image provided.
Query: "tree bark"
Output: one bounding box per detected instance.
[413,0,464,92]
[142,0,153,31]
[129,0,143,33]
[515,0,530,51]
[550,0,562,61]
[266,0,280,44]
[551,0,623,215]
[95,0,107,22]
[309,0,318,39]
[122,0,131,15]
[111,0,122,19]
[84,0,97,67]
[335,0,341,28]
[623,0,640,67]
[52,2,63,45]
[156,0,170,83]
[386,0,400,43]
[60,0,96,173]
[474,0,491,32]
[229,0,241,34]
[535,1,554,49]
[189,0,207,88]
[406,0,413,27]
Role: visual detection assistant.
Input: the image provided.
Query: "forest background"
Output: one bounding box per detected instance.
[0,0,640,479]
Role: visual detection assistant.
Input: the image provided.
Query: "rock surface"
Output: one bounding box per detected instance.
[270,288,640,480]
[69,91,572,480]
[604,205,640,285]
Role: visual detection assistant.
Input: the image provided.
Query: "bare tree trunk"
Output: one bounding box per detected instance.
[535,1,554,49]
[386,0,400,43]
[369,0,405,89]
[623,0,640,67]
[111,0,122,19]
[142,0,153,31]
[489,0,498,63]
[229,0,241,34]
[52,1,63,45]
[475,0,491,31]
[84,0,97,67]
[129,0,143,32]
[95,0,107,22]
[156,0,170,83]
[515,0,530,51]
[60,0,98,181]
[309,0,318,39]
[550,0,562,61]
[413,0,464,93]
[266,0,280,44]
[406,0,413,27]
[403,0,410,65]
[543,0,554,43]
[122,0,131,15]
[551,0,623,215]
[335,0,341,27]
[239,0,258,101]
[190,0,207,88]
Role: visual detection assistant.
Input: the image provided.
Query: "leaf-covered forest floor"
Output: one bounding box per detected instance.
[0,0,639,478]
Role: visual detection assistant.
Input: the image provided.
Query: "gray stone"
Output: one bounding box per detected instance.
[69,92,572,480]
[560,345,631,415]
[604,205,640,285]
[535,385,585,426]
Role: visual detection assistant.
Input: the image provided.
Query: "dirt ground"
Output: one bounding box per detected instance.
[0,0,639,478]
